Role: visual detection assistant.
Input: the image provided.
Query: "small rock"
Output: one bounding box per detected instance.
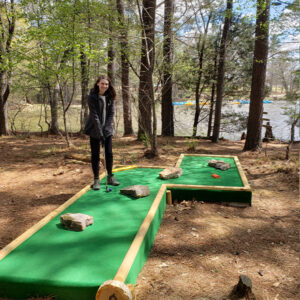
[60,213,93,231]
[258,269,264,276]
[273,282,280,287]
[120,185,150,198]
[181,200,191,207]
[159,263,168,268]
[247,229,251,233]
[53,169,64,176]
[191,232,199,238]
[159,167,182,179]
[208,159,231,171]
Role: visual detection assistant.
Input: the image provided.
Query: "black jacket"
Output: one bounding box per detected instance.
[84,89,115,140]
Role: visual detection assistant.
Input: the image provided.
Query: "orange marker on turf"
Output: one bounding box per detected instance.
[212,174,220,179]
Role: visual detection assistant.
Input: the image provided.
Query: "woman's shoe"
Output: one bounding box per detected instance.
[107,174,119,186]
[92,179,100,190]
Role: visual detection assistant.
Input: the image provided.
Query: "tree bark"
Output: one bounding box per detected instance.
[161,0,174,137]
[212,0,232,143]
[107,11,116,86]
[0,0,16,136]
[207,41,219,138]
[192,12,212,137]
[244,0,270,151]
[48,83,60,134]
[80,0,91,132]
[116,0,134,136]
[0,85,9,135]
[80,49,89,132]
[137,0,156,140]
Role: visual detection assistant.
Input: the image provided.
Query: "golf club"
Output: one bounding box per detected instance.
[103,147,112,193]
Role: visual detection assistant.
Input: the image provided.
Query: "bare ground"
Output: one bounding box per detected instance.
[0,135,299,300]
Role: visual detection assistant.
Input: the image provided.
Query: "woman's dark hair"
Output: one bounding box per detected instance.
[92,75,116,100]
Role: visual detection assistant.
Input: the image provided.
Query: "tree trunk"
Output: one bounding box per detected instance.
[212,0,232,143]
[116,0,134,136]
[0,0,16,136]
[291,116,299,143]
[80,49,89,132]
[207,41,218,138]
[107,12,116,86]
[0,86,9,135]
[137,0,156,140]
[161,0,174,137]
[244,0,270,151]
[192,13,212,137]
[48,84,60,134]
[207,83,216,138]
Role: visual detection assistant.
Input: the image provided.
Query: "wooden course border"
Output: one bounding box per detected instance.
[0,154,251,300]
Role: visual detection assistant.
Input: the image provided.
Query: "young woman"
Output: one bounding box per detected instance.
[84,75,119,190]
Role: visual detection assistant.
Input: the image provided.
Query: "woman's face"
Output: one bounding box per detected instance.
[97,79,109,95]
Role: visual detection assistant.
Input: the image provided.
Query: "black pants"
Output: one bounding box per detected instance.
[90,136,113,179]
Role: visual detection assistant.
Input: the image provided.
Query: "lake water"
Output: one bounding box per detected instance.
[172,100,300,141]
[120,100,299,142]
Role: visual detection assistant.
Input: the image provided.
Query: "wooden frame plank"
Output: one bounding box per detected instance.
[175,154,184,168]
[166,183,251,192]
[233,156,251,189]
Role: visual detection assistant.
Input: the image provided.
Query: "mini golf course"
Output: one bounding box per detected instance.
[0,154,251,300]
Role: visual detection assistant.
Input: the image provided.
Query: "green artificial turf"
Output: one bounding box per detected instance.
[0,168,165,300]
[0,155,251,300]
[170,156,243,187]
[168,155,251,205]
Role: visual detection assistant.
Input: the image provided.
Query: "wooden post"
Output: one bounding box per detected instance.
[166,190,172,205]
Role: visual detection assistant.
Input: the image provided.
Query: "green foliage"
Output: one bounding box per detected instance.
[281,101,300,126]
[140,133,150,149]
[185,138,197,152]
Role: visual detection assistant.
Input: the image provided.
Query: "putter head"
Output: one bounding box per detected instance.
[106,186,112,192]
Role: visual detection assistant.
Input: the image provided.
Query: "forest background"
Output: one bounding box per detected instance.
[0,0,299,152]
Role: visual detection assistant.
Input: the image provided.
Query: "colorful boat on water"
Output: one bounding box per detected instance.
[173,100,210,106]
[173,99,273,106]
[233,99,273,104]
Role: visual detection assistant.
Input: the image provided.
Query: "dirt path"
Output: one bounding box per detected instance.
[0,135,299,300]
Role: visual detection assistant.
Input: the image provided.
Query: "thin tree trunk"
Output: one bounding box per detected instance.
[161,0,174,137]
[192,13,212,137]
[0,86,9,135]
[47,84,60,134]
[137,0,156,140]
[212,0,232,143]
[80,0,91,132]
[207,41,219,138]
[116,0,134,135]
[107,13,116,86]
[0,0,16,136]
[207,83,216,138]
[244,0,270,151]
[80,49,89,132]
